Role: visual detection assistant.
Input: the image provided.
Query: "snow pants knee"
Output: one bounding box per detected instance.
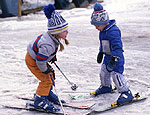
[25,52,55,96]
[100,64,130,93]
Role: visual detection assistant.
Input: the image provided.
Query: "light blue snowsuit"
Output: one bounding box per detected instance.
[99,20,130,93]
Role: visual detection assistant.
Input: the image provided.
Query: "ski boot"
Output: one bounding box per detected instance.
[32,94,60,113]
[116,90,134,105]
[47,90,65,104]
[90,85,113,96]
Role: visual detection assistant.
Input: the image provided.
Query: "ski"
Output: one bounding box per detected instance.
[3,104,85,115]
[16,95,95,109]
[69,90,116,100]
[68,87,117,100]
[87,93,147,114]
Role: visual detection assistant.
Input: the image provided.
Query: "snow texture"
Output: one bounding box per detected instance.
[0,0,150,115]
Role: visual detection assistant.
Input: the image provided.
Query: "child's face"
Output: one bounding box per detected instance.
[94,25,106,31]
[57,30,68,39]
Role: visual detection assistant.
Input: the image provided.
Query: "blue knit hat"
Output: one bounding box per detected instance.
[91,2,109,25]
[43,4,68,34]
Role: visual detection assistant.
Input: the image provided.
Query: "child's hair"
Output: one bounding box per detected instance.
[59,39,69,51]
[52,34,69,51]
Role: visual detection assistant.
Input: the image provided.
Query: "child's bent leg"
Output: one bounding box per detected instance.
[25,52,59,112]
[25,52,54,96]
[111,72,134,104]
[90,64,112,96]
[36,73,54,96]
[100,64,112,87]
[111,72,129,93]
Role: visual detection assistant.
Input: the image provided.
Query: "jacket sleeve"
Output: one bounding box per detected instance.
[107,30,123,57]
[99,32,103,52]
[36,45,54,73]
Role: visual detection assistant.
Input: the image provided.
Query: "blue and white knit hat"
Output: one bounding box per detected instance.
[43,4,68,34]
[91,2,109,25]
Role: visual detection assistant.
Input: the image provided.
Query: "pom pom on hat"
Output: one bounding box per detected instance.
[94,2,103,11]
[43,4,55,19]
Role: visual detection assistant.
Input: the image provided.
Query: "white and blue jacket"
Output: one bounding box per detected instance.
[99,20,124,74]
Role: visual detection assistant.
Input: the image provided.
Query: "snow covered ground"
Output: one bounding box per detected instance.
[0,0,150,115]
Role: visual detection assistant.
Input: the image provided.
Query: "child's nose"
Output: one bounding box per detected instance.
[66,30,68,34]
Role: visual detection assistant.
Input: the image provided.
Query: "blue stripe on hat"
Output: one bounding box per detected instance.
[48,23,68,31]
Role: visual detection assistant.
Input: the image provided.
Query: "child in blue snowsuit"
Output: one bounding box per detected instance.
[90,2,134,105]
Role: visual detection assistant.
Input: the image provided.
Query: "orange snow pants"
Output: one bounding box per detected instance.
[25,52,55,96]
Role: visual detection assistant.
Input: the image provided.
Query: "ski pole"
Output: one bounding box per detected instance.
[47,62,66,115]
[53,86,66,115]
[53,62,78,90]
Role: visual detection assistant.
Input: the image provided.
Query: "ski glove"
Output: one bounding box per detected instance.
[106,56,119,72]
[50,55,57,64]
[43,63,55,80]
[97,52,103,64]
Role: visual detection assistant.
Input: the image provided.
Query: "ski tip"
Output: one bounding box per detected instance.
[69,94,84,100]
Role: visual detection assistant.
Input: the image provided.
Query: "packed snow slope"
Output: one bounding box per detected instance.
[0,0,150,115]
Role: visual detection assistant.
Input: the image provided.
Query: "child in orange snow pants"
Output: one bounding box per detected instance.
[25,4,69,112]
